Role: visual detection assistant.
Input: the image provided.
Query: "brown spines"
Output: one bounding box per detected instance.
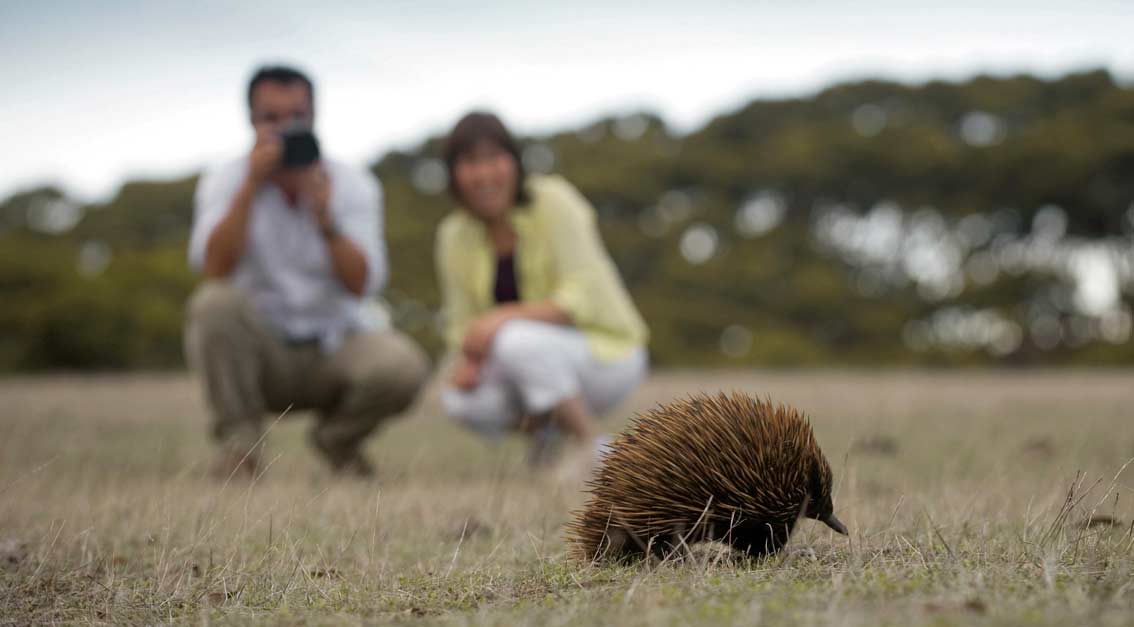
[566,392,838,562]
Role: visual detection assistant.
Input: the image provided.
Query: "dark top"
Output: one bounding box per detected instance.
[493,254,520,304]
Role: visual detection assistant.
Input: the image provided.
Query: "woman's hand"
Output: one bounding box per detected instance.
[452,356,483,390]
[462,309,511,360]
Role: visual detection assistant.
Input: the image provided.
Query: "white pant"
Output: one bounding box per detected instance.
[441,320,648,438]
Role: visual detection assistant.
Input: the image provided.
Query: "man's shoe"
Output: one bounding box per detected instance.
[331,453,376,478]
[526,422,565,468]
[310,433,376,479]
[210,447,260,481]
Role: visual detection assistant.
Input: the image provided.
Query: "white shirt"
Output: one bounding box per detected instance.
[189,157,389,352]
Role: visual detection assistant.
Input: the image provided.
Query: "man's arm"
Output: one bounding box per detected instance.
[306,166,371,297]
[200,132,282,277]
[321,227,369,296]
[202,178,256,277]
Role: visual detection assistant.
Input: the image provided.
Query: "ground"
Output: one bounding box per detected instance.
[1,370,1133,626]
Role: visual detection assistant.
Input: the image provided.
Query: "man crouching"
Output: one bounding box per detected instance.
[185,65,428,479]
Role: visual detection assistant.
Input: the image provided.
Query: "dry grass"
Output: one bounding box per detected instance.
[1,370,1133,625]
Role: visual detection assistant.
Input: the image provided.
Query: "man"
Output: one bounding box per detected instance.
[185,65,428,478]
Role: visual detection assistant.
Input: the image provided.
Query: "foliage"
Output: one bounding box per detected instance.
[2,70,1133,370]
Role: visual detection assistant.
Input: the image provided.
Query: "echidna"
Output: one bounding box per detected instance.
[566,392,847,561]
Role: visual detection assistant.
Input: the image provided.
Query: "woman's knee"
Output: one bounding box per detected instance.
[491,320,558,368]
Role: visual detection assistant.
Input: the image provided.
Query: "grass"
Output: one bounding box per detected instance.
[1,369,1133,625]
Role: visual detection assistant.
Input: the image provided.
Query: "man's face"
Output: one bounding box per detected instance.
[250,80,313,135]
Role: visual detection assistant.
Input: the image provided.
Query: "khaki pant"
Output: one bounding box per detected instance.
[184,281,429,459]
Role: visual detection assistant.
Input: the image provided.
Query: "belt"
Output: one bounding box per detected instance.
[283,334,322,348]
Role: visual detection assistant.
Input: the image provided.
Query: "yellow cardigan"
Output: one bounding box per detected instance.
[435,175,649,362]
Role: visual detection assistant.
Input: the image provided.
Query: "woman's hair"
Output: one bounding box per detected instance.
[443,111,530,206]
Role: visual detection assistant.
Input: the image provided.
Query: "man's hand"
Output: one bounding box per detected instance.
[203,132,280,277]
[300,165,335,234]
[248,131,283,185]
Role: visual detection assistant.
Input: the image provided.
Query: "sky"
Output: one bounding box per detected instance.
[2,0,1132,202]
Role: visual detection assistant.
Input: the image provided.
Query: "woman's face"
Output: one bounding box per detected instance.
[452,139,519,221]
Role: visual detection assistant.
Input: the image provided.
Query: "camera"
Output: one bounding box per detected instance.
[280,125,320,168]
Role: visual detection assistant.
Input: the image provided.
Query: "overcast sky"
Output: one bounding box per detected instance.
[2,0,1131,202]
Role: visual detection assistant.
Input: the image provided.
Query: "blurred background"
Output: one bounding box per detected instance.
[2,0,1133,371]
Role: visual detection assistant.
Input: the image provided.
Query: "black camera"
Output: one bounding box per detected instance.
[280,125,320,168]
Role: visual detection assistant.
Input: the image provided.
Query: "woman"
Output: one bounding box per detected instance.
[436,111,649,469]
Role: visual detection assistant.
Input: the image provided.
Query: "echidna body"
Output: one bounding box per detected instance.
[567,392,847,561]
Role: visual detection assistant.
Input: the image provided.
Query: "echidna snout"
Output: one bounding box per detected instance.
[822,513,848,535]
[807,494,848,536]
[803,463,848,535]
